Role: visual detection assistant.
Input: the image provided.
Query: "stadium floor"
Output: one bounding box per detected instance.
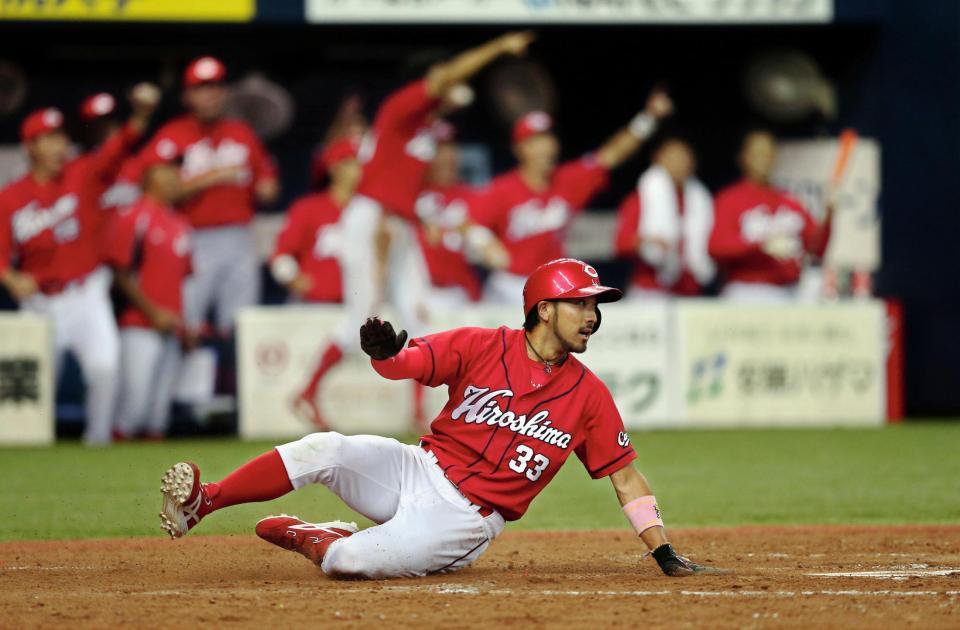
[2,525,958,628]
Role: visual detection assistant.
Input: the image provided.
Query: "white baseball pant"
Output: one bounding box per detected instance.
[334,194,430,352]
[114,327,181,437]
[276,432,505,579]
[23,267,119,445]
[483,270,527,309]
[184,224,260,334]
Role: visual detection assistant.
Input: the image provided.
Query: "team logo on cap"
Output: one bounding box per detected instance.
[526,111,551,132]
[583,263,598,279]
[90,94,115,116]
[194,57,221,81]
[43,108,62,127]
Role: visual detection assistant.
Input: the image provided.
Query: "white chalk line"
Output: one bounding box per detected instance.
[807,569,960,579]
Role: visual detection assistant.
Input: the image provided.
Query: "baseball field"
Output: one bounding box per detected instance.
[3,423,959,628]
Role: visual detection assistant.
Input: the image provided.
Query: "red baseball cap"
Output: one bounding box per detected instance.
[512,111,553,144]
[184,56,226,88]
[522,258,622,327]
[310,136,360,183]
[20,107,64,143]
[79,93,117,121]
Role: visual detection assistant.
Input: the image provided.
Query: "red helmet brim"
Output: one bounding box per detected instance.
[555,284,623,304]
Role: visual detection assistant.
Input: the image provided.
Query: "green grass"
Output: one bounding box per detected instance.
[1,424,958,541]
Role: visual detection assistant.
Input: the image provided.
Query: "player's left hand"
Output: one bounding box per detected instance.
[644,87,674,120]
[360,317,408,361]
[129,82,161,116]
[652,544,722,577]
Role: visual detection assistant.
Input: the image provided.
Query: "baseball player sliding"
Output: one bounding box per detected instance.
[159,258,716,579]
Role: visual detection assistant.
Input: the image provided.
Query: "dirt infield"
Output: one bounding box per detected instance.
[2,525,958,629]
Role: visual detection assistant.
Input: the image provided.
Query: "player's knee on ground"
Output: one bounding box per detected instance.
[320,537,407,580]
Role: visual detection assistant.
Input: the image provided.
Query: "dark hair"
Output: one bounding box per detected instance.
[523,306,542,332]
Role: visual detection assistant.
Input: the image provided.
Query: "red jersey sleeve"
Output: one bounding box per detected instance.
[272,198,311,260]
[378,80,439,132]
[103,209,140,270]
[799,200,831,258]
[575,381,637,479]
[85,122,141,182]
[613,192,640,258]
[407,326,490,388]
[708,189,763,261]
[555,155,609,210]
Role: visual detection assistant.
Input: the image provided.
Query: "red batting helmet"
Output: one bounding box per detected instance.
[522,258,622,332]
[184,56,226,88]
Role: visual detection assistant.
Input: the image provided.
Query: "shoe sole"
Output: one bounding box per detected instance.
[159,462,195,540]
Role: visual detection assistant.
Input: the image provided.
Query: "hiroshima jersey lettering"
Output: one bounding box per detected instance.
[11,195,79,243]
[451,385,573,450]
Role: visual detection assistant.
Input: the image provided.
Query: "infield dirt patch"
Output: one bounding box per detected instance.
[2,525,958,629]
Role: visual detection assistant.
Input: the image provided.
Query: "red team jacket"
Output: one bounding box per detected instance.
[709,179,830,286]
[613,192,702,296]
[472,157,608,276]
[416,326,636,521]
[271,190,344,303]
[105,196,192,329]
[415,185,483,301]
[141,115,276,228]
[356,80,442,221]
[0,123,141,292]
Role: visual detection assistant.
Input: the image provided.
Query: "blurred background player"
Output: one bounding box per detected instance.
[0,85,160,445]
[709,129,832,301]
[270,136,360,306]
[613,137,715,299]
[415,121,508,310]
[294,32,535,430]
[475,88,674,307]
[141,56,279,336]
[109,156,192,440]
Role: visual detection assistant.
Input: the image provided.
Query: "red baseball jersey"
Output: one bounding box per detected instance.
[416,326,636,521]
[709,179,830,286]
[415,185,482,301]
[140,115,276,228]
[106,196,191,328]
[613,192,701,296]
[0,124,140,292]
[355,80,442,221]
[271,190,344,303]
[472,157,608,276]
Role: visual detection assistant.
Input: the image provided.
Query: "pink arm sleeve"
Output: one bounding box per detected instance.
[370,345,428,381]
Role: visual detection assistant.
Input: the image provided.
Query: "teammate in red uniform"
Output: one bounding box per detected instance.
[270,136,360,304]
[0,86,159,445]
[475,89,673,306]
[159,258,714,579]
[709,129,832,301]
[295,32,534,429]
[140,56,279,334]
[415,122,508,308]
[613,137,715,298]
[108,156,192,440]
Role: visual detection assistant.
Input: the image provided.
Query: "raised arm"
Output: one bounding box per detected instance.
[610,463,717,576]
[87,82,161,181]
[425,31,535,98]
[595,87,673,171]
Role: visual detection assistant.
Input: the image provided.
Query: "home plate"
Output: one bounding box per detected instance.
[807,569,960,579]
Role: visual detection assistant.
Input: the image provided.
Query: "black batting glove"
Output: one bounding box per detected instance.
[360,317,408,360]
[652,543,713,577]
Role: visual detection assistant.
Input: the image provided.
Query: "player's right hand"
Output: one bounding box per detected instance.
[652,543,726,577]
[360,317,408,361]
[149,308,181,334]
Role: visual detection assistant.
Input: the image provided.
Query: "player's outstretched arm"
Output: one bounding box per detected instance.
[609,463,721,577]
[595,87,673,171]
[425,31,535,98]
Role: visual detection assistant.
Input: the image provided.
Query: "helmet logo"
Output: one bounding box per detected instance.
[582,263,598,278]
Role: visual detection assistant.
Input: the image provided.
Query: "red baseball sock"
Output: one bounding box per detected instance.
[302,343,344,398]
[205,449,293,512]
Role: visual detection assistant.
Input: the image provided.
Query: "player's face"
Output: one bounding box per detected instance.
[656,140,695,184]
[329,157,362,193]
[184,83,228,122]
[428,142,459,187]
[27,130,70,175]
[515,133,559,175]
[144,163,182,204]
[550,297,600,354]
[740,132,777,183]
